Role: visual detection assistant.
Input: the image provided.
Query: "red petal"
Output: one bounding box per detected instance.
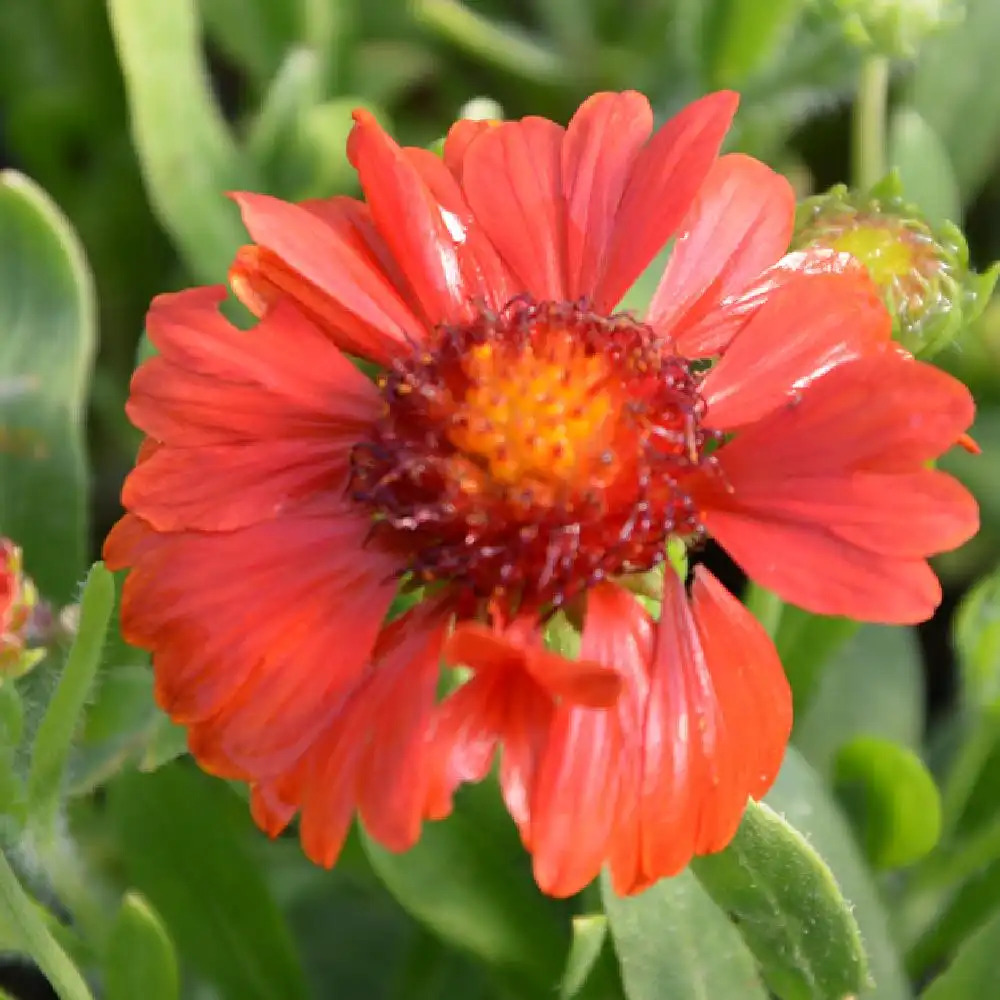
[634,568,789,883]
[674,248,862,359]
[461,116,567,300]
[443,622,522,674]
[122,439,349,532]
[593,91,739,311]
[232,192,423,363]
[708,468,978,559]
[444,620,621,707]
[404,146,515,310]
[646,154,794,341]
[128,354,375,449]
[522,647,621,707]
[103,513,155,572]
[701,269,891,430]
[695,351,976,623]
[531,584,651,898]
[175,601,448,868]
[142,290,379,421]
[422,672,505,821]
[301,195,421,316]
[443,119,499,181]
[250,782,297,838]
[497,687,557,847]
[689,568,791,807]
[112,509,401,775]
[707,351,976,477]
[348,109,480,326]
[561,91,653,300]
[124,294,379,532]
[701,506,943,623]
[424,661,553,844]
[355,607,449,851]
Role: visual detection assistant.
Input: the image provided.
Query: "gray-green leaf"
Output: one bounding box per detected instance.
[0,171,95,603]
[602,868,769,1000]
[692,799,869,1000]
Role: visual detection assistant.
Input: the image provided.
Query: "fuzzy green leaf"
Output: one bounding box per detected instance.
[692,799,869,1000]
[765,749,912,999]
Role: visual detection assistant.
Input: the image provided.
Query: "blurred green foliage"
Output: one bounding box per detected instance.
[2,0,1000,998]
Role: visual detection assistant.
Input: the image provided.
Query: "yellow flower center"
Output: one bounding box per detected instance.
[448,335,618,490]
[351,297,714,610]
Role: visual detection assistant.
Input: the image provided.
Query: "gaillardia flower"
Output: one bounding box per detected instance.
[105,91,978,898]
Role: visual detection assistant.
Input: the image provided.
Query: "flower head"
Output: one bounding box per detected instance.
[814,0,964,58]
[106,91,977,897]
[0,540,44,678]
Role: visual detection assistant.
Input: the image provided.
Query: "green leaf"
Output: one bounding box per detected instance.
[954,566,1000,712]
[921,907,1000,999]
[833,737,942,870]
[108,763,309,1000]
[197,0,301,86]
[348,40,438,107]
[692,799,869,1000]
[246,48,324,196]
[413,0,571,84]
[602,868,768,1000]
[933,565,1000,841]
[294,98,386,199]
[909,0,1000,197]
[106,0,257,281]
[774,607,859,716]
[361,781,568,995]
[794,624,923,779]
[0,171,95,603]
[888,108,962,226]
[105,892,179,1000]
[765,748,912,999]
[26,563,114,838]
[702,0,803,89]
[137,713,189,773]
[561,914,625,1000]
[905,857,1000,983]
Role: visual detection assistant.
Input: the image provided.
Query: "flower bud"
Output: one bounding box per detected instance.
[814,0,964,59]
[793,174,998,357]
[0,540,44,679]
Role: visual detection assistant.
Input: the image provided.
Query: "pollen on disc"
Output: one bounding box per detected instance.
[349,298,719,611]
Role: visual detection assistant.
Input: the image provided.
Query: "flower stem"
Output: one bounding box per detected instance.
[0,849,94,1000]
[852,54,890,190]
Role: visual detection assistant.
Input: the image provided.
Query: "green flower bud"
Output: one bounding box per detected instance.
[793,173,998,357]
[814,0,964,59]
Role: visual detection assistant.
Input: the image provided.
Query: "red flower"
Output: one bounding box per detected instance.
[105,91,977,897]
[0,539,35,672]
